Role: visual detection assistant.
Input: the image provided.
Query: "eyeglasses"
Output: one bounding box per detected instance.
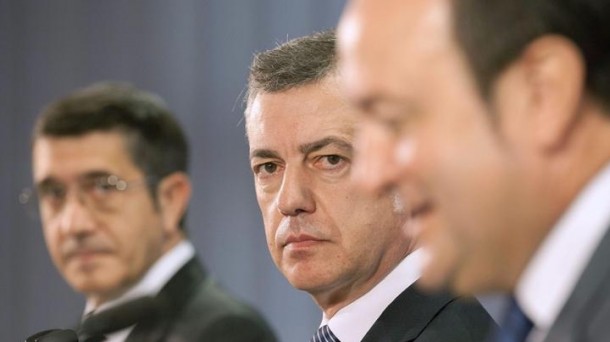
[20,173,151,220]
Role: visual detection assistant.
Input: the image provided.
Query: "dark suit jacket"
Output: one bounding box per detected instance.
[543,226,610,342]
[361,283,495,342]
[124,257,277,342]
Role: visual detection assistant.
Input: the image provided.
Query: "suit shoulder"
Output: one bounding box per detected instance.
[417,297,496,342]
[170,279,277,341]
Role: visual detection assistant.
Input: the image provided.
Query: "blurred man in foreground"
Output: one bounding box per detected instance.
[338,0,610,340]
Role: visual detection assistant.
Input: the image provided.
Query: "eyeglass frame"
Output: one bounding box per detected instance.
[19,172,156,220]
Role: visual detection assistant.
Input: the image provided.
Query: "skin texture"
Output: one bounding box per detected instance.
[33,131,190,306]
[337,0,610,294]
[246,75,414,317]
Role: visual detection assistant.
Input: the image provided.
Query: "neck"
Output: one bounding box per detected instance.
[313,243,414,319]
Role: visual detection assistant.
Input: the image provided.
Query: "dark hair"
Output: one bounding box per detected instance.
[34,82,189,228]
[454,0,610,111]
[246,30,337,106]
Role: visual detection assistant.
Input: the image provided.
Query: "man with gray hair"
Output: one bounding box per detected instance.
[245,31,495,342]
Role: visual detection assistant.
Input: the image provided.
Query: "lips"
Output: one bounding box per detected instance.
[69,248,106,257]
[66,248,110,263]
[283,234,325,248]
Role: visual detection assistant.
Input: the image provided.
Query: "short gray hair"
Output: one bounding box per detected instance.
[246,30,337,107]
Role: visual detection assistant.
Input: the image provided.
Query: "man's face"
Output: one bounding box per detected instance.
[33,131,167,304]
[246,76,411,305]
[338,0,548,293]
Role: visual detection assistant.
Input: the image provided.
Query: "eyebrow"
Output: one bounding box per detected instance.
[299,136,353,155]
[35,170,114,188]
[250,149,281,160]
[249,136,353,160]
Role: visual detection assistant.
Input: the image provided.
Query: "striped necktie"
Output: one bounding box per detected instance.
[311,325,340,342]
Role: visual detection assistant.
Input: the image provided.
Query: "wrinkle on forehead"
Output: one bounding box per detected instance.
[246,76,356,147]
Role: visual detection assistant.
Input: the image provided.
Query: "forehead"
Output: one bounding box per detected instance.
[246,77,358,150]
[32,131,140,182]
[339,0,455,103]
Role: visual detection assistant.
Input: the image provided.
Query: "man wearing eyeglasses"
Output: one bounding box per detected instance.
[29,82,277,342]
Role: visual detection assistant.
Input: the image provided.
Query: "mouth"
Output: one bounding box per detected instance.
[65,248,111,263]
[282,234,326,249]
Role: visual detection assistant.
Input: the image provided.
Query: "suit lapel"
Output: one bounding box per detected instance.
[544,226,610,342]
[361,283,454,342]
[125,257,206,342]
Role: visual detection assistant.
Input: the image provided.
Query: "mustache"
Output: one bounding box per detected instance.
[275,218,326,246]
[61,237,114,260]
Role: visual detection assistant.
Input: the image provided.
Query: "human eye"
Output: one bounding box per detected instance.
[37,182,67,205]
[314,154,349,171]
[368,101,415,136]
[85,175,120,197]
[378,116,403,134]
[252,162,281,177]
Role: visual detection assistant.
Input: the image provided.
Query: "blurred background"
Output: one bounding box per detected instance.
[0,1,345,341]
[0,1,504,341]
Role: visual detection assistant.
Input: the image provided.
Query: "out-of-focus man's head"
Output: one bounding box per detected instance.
[32,82,192,306]
[338,0,610,294]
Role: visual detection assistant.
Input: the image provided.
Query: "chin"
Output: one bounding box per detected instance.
[67,270,122,297]
[286,271,333,294]
[418,270,452,293]
[417,252,460,293]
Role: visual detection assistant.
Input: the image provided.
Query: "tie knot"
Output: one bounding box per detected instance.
[311,325,340,342]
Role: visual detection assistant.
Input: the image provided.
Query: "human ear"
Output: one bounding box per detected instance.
[157,172,192,235]
[516,35,585,151]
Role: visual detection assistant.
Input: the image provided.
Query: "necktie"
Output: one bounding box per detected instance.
[310,325,340,342]
[491,297,534,342]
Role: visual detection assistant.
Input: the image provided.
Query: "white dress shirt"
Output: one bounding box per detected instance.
[83,240,195,342]
[320,249,424,342]
[516,162,610,342]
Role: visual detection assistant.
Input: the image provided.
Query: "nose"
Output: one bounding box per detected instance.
[352,122,410,194]
[276,166,315,216]
[54,192,97,237]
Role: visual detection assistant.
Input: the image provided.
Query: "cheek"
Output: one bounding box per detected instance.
[42,226,64,266]
[256,192,280,244]
[341,198,396,244]
[263,221,277,250]
[255,188,277,221]
[113,210,164,265]
[261,212,281,258]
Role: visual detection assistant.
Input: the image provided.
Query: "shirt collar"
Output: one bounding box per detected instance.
[516,162,610,336]
[323,249,423,342]
[84,240,195,316]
